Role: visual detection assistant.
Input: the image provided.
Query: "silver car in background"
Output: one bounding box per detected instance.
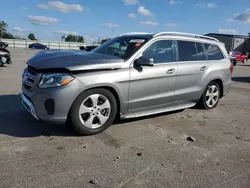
[21,32,232,135]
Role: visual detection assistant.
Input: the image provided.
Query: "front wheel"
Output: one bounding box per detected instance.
[69,88,117,135]
[199,81,220,109]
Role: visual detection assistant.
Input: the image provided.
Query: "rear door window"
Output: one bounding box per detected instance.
[196,43,206,60]
[205,44,224,60]
[177,40,197,61]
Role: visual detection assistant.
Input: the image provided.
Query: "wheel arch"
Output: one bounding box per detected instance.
[68,83,124,120]
[205,78,224,98]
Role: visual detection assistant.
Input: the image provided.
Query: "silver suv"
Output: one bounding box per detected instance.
[21,32,232,135]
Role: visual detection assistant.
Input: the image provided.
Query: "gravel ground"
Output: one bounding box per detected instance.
[0,48,250,188]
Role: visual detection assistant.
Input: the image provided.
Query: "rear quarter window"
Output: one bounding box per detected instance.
[205,44,225,60]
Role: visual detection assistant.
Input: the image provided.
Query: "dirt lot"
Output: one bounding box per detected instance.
[0,48,250,188]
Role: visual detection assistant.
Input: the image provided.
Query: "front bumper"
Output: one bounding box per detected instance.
[21,76,86,124]
[21,93,39,120]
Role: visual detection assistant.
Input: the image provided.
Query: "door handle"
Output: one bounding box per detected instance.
[166,68,175,74]
[200,66,207,71]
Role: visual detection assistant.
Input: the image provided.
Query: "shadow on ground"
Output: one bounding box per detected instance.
[0,94,76,138]
[232,77,250,84]
[0,93,186,138]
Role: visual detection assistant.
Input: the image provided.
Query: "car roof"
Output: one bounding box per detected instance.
[120,32,221,44]
[120,33,154,39]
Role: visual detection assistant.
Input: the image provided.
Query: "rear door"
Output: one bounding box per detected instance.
[128,39,178,113]
[173,40,209,106]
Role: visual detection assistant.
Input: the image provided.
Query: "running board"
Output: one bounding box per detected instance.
[122,103,196,119]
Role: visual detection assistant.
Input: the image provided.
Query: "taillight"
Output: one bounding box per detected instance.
[230,64,233,73]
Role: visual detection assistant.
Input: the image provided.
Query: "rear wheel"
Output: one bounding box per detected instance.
[69,88,117,135]
[199,81,220,109]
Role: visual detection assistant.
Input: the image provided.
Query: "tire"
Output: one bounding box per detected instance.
[242,59,247,63]
[0,61,3,67]
[199,81,220,109]
[69,88,117,135]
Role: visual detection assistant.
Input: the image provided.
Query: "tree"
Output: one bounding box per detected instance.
[65,35,84,42]
[65,34,77,42]
[0,20,21,39]
[28,33,36,40]
[77,36,84,43]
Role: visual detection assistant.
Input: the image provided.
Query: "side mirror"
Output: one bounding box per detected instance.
[134,56,154,67]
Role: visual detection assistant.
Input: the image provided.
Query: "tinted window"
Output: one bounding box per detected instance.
[177,41,197,61]
[205,44,224,60]
[196,43,206,60]
[142,40,174,64]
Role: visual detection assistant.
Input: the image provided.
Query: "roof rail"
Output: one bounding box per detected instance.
[120,32,153,36]
[153,32,219,42]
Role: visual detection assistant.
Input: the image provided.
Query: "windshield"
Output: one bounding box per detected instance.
[92,36,150,60]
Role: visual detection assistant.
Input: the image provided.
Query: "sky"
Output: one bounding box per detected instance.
[1,0,250,42]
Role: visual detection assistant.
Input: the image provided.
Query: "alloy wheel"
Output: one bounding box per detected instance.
[78,94,111,129]
[205,85,219,108]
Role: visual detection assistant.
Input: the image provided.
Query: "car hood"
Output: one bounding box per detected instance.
[26,50,125,71]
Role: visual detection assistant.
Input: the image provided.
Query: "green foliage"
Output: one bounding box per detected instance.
[0,21,17,39]
[65,35,84,43]
[77,36,84,43]
[28,33,37,40]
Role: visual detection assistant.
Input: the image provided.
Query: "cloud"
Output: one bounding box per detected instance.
[165,23,177,28]
[218,29,237,34]
[102,23,120,28]
[193,3,217,8]
[170,0,182,5]
[229,9,250,24]
[140,21,158,26]
[28,15,58,25]
[207,3,217,8]
[128,13,136,18]
[37,4,49,9]
[37,1,84,13]
[137,6,153,16]
[54,31,78,36]
[123,0,140,5]
[13,27,24,32]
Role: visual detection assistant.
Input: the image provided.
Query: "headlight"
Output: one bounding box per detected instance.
[38,73,74,88]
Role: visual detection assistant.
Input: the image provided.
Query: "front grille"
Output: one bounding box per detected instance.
[23,67,37,90]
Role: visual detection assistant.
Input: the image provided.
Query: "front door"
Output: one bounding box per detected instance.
[128,39,177,113]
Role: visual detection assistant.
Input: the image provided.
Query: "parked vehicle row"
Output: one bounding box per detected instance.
[21,32,232,135]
